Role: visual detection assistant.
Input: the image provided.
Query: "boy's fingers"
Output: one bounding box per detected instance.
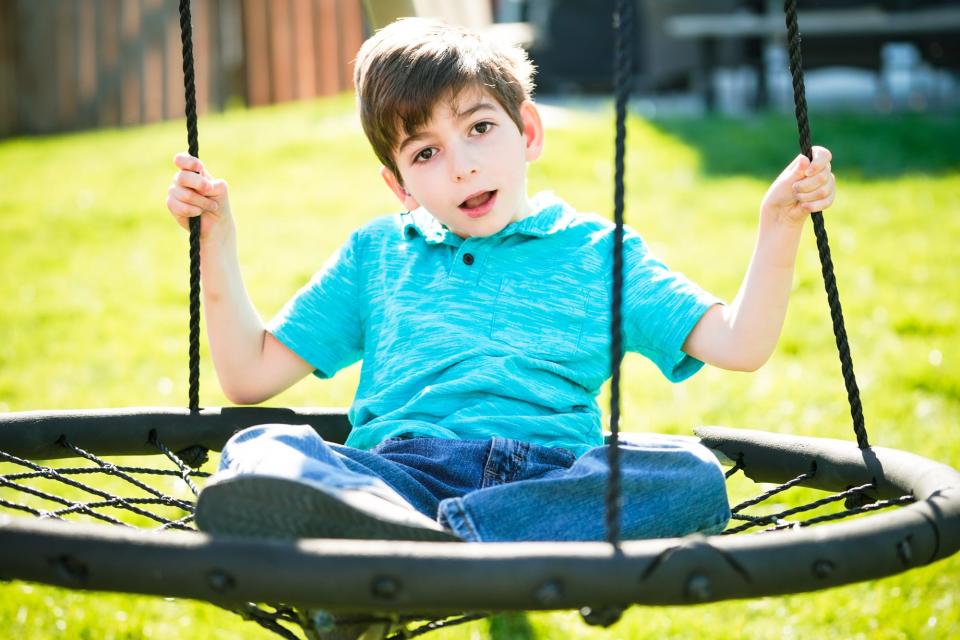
[792,168,832,194]
[790,154,810,178]
[174,169,215,195]
[777,154,805,184]
[812,145,832,162]
[795,185,830,203]
[802,192,835,212]
[794,174,835,202]
[168,185,219,212]
[166,194,204,219]
[208,178,229,197]
[805,146,832,176]
[173,152,202,172]
[173,152,213,179]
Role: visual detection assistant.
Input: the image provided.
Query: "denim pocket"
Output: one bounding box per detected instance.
[490,278,586,359]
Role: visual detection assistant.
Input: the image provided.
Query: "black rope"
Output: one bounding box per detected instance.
[151,430,203,496]
[231,602,304,640]
[0,450,180,525]
[724,458,745,479]
[730,467,815,513]
[178,0,202,413]
[783,0,868,449]
[385,613,489,639]
[3,466,210,481]
[723,480,877,535]
[765,495,915,531]
[606,0,633,549]
[0,441,197,529]
[59,436,194,509]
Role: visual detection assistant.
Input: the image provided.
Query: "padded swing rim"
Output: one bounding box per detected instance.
[0,408,958,611]
[0,406,352,460]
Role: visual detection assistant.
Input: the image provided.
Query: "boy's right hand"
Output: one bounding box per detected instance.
[166,153,232,241]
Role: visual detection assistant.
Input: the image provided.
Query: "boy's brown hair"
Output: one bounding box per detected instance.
[354,18,536,183]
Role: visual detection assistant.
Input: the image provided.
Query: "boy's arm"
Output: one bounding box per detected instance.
[201,232,315,404]
[682,146,836,372]
[167,153,314,404]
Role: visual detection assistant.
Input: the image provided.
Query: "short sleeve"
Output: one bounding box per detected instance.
[267,231,364,379]
[621,231,722,382]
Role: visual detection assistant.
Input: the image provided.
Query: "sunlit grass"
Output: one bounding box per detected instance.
[1,95,958,638]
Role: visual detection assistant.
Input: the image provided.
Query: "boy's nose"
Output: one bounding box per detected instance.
[448,148,479,182]
[454,167,478,182]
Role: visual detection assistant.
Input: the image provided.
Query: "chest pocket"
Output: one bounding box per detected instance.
[490,278,586,360]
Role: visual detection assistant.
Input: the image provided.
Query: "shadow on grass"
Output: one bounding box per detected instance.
[487,611,537,639]
[649,112,960,180]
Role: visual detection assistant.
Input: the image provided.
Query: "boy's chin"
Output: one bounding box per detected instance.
[457,219,508,239]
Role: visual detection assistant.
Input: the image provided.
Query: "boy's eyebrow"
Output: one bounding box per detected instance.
[397,101,498,155]
[454,100,497,120]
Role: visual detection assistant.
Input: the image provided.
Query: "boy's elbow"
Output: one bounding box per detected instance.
[729,359,763,373]
[729,350,770,373]
[222,387,252,406]
[221,382,269,406]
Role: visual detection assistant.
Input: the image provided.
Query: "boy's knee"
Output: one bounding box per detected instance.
[664,440,730,533]
[221,423,326,463]
[661,439,727,497]
[589,435,724,473]
[676,438,725,475]
[601,437,730,533]
[620,435,723,474]
[218,423,339,477]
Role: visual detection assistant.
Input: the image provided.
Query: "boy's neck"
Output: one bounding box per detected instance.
[510,194,536,224]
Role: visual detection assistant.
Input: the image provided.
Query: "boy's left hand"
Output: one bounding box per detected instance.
[761,146,835,227]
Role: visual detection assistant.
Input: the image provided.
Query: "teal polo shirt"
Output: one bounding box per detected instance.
[268,192,722,457]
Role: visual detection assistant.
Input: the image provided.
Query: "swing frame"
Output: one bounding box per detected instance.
[1,407,958,613]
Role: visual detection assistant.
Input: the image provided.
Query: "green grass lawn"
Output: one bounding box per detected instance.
[1,95,958,639]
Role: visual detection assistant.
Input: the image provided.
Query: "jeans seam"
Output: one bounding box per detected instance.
[507,440,529,483]
[441,498,481,542]
[481,438,503,489]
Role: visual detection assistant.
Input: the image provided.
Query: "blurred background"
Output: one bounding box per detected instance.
[1,0,958,137]
[1,3,958,639]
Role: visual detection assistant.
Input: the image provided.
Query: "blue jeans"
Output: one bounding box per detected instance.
[216,424,730,542]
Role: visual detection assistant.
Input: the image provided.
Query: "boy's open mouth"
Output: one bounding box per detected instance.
[459,190,497,218]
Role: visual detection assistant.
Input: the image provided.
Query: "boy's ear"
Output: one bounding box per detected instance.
[381,166,420,210]
[520,100,544,162]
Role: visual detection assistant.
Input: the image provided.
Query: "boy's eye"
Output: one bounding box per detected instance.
[472,121,493,135]
[415,147,436,162]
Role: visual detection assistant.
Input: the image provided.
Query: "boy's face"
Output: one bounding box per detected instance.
[381,86,544,238]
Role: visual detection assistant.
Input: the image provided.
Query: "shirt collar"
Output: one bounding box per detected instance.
[400,192,573,245]
[400,208,450,245]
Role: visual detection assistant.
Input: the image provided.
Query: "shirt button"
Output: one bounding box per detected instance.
[462,253,475,266]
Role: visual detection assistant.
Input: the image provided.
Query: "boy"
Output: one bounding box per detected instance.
[166,18,836,542]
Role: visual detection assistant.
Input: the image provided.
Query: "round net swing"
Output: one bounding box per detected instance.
[1,1,959,639]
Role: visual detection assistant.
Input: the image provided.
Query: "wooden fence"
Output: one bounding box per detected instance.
[0,0,365,137]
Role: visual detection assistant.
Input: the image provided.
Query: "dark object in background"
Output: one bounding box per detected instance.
[528,0,628,93]
[527,0,749,95]
[794,0,959,74]
[526,0,958,99]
